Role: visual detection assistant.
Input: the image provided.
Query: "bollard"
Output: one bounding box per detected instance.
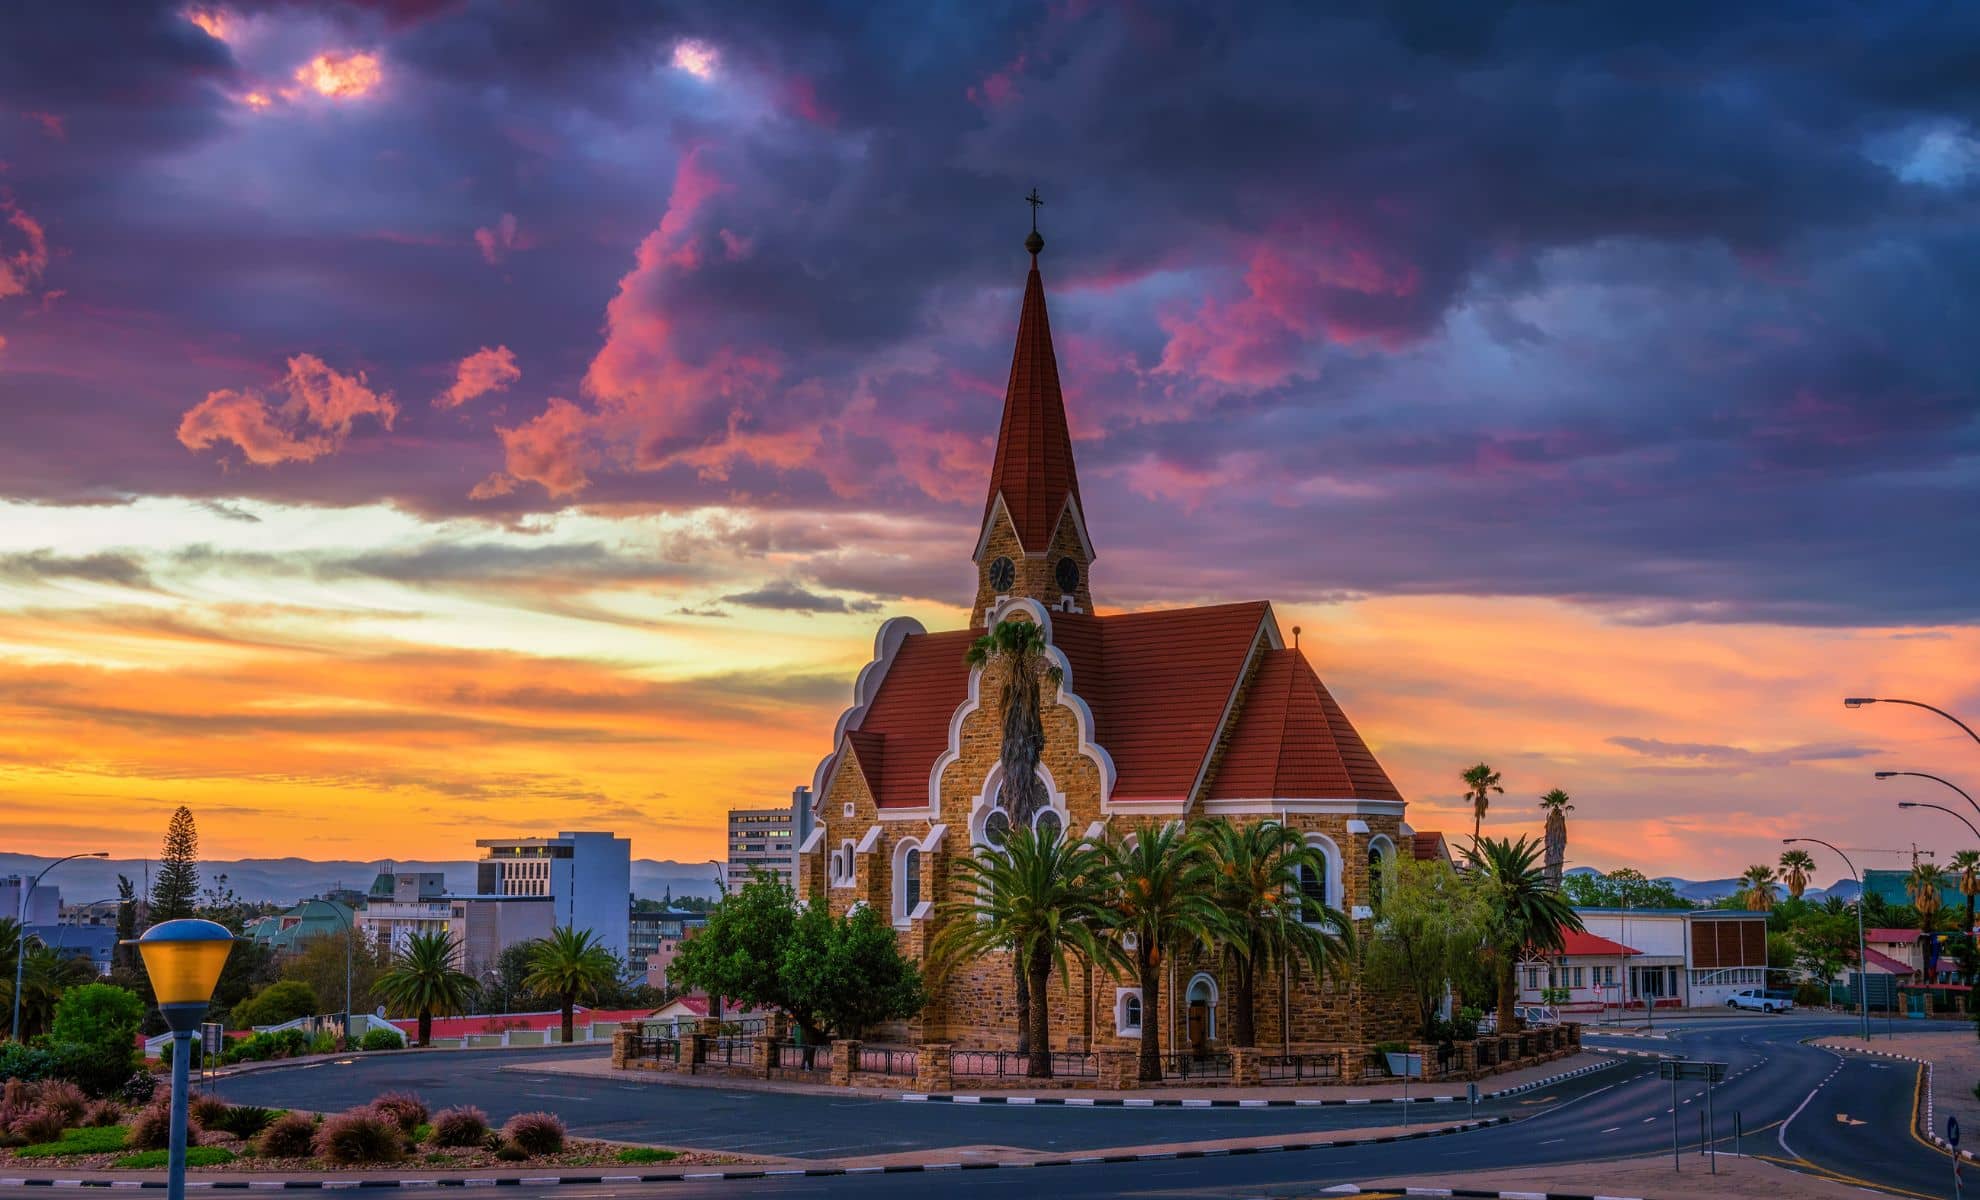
[1736,1111,1743,1159]
[1698,1110,1705,1156]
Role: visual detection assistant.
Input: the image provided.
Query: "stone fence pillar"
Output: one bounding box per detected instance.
[688,1034,708,1071]
[755,1035,776,1079]
[830,1039,859,1088]
[611,1028,635,1069]
[768,1011,791,1041]
[1230,1046,1259,1087]
[917,1043,953,1093]
[1098,1049,1139,1090]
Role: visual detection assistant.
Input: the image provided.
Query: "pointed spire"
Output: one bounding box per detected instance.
[982,208,1082,554]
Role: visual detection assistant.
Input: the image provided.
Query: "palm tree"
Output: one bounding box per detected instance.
[1777,849,1817,902]
[1952,851,1980,935]
[375,930,478,1046]
[16,943,98,1040]
[1538,789,1573,887]
[965,617,1061,827]
[931,823,1121,1078]
[1908,862,1950,930]
[1097,823,1226,1082]
[1738,865,1778,912]
[1470,836,1583,1033]
[1461,763,1503,848]
[523,928,620,1043]
[1196,818,1354,1048]
[0,916,19,1020]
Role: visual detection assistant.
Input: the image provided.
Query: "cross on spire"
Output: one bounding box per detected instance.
[1024,188,1045,256]
[1026,187,1043,231]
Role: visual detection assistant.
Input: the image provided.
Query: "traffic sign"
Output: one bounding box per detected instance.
[1657,1059,1727,1083]
[1951,1114,1962,1147]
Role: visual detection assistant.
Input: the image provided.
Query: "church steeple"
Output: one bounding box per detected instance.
[973,200,1095,622]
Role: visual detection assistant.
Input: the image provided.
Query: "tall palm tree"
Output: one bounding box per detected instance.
[1461,763,1503,848]
[375,930,478,1046]
[523,928,620,1043]
[0,916,20,1020]
[965,617,1060,826]
[1952,851,1980,936]
[1738,865,1778,912]
[931,823,1121,1078]
[16,944,98,1040]
[1908,862,1950,930]
[1196,818,1354,1047]
[1097,823,1226,1082]
[1777,849,1817,902]
[1538,789,1573,887]
[1470,836,1583,1033]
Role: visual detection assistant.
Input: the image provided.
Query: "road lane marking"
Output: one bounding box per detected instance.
[1600,1126,1620,1133]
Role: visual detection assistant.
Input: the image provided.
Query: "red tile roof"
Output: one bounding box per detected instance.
[850,629,974,807]
[1863,946,1915,974]
[983,254,1082,553]
[1411,831,1449,861]
[1866,928,1922,943]
[1207,648,1402,803]
[1550,930,1641,957]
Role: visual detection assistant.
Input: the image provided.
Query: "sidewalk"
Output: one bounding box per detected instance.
[1377,1150,1892,1200]
[519,1048,1620,1104]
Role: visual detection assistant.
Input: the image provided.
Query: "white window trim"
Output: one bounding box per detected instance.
[1184,972,1219,1041]
[969,762,1071,849]
[1114,987,1143,1038]
[1300,831,1345,918]
[892,836,926,928]
[830,840,857,889]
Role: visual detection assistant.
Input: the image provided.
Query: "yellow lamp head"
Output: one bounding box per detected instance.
[132,919,235,1014]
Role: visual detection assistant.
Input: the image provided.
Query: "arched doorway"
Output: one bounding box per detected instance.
[1185,973,1218,1057]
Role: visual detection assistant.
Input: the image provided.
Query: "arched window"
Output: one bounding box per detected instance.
[1034,809,1063,845]
[894,842,923,924]
[1298,852,1328,924]
[1115,989,1143,1036]
[1367,844,1385,911]
[831,840,856,888]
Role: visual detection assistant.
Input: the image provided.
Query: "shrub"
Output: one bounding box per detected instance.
[10,1106,69,1145]
[1454,1005,1483,1040]
[360,1027,406,1051]
[83,1099,123,1127]
[14,1125,131,1158]
[314,1106,403,1165]
[111,1147,235,1169]
[493,1142,527,1162]
[208,1104,278,1140]
[615,1147,678,1164]
[48,983,145,1096]
[187,1091,230,1131]
[370,1091,427,1134]
[228,980,318,1030]
[255,1112,318,1158]
[125,1101,193,1151]
[429,1105,488,1148]
[501,1111,564,1157]
[31,1080,88,1127]
[119,1073,157,1108]
[225,1028,311,1064]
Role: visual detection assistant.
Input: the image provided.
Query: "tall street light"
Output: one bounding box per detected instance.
[1875,771,1979,821]
[11,851,109,1041]
[1897,800,1980,842]
[132,919,234,1200]
[1844,697,1980,747]
[1784,838,1870,1042]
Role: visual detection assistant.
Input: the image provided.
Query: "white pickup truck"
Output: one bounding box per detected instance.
[1725,987,1795,1013]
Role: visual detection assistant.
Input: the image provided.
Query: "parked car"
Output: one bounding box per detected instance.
[1726,987,1795,1013]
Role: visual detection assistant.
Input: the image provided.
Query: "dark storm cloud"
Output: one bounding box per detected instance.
[720,581,880,615]
[0,551,154,590]
[1,1,1976,625]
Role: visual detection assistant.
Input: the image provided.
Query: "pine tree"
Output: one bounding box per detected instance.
[150,806,201,922]
[113,874,139,973]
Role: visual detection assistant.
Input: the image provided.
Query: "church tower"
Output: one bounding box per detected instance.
[971,208,1096,623]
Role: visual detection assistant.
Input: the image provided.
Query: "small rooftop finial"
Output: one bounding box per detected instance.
[1292,626,1301,650]
[1024,187,1044,256]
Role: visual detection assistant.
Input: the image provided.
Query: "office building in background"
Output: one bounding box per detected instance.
[726,807,795,889]
[475,831,632,963]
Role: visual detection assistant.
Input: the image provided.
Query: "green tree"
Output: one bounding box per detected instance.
[668,873,800,1019]
[149,805,202,923]
[965,617,1061,828]
[931,824,1119,1078]
[1470,836,1583,1033]
[1461,762,1503,848]
[374,931,477,1046]
[210,937,279,1022]
[48,981,144,1094]
[1098,823,1225,1082]
[112,875,140,975]
[1788,910,1860,985]
[1196,818,1353,1048]
[1561,868,1687,910]
[523,928,618,1044]
[229,979,319,1028]
[1952,850,1980,986]
[0,915,19,1022]
[1778,849,1817,902]
[279,930,381,1021]
[1738,865,1779,912]
[1363,855,1491,1040]
[481,940,551,1014]
[779,903,925,1041]
[16,944,97,1040]
[1538,789,1573,888]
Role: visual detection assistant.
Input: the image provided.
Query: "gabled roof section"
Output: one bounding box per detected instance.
[1411,831,1450,862]
[981,250,1083,555]
[1207,647,1403,802]
[850,629,975,808]
[843,730,885,801]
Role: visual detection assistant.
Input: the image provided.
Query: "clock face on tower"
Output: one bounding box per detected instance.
[1055,556,1080,594]
[989,556,1016,592]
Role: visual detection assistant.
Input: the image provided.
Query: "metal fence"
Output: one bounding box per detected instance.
[628,1034,680,1063]
[703,1036,756,1068]
[949,1049,1096,1079]
[853,1045,918,1077]
[1161,1052,1233,1082]
[1257,1052,1340,1084]
[1358,1050,1389,1081]
[769,1041,832,1072]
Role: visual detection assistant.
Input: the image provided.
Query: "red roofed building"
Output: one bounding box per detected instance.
[1519,931,1641,1013]
[798,220,1420,1053]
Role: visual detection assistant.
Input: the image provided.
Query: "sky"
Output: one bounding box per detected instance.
[1,2,1977,882]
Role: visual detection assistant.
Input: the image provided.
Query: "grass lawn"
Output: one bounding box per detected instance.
[15,1126,132,1157]
[614,1147,679,1164]
[110,1147,237,1169]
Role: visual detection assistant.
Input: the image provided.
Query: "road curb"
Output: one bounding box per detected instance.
[0,1116,1510,1190]
[1364,1189,1649,1199]
[900,1058,1620,1107]
[1815,1040,1968,1161]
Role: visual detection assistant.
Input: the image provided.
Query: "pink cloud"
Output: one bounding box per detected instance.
[22,111,64,140]
[492,396,594,497]
[474,213,521,264]
[435,344,521,409]
[967,53,1027,108]
[0,197,50,300]
[177,353,397,465]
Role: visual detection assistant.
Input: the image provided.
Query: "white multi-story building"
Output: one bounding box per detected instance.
[357,870,555,979]
[474,832,631,964]
[358,872,453,958]
[1,875,61,926]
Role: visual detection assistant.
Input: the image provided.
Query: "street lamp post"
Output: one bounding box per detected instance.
[1784,838,1870,1042]
[1844,697,1980,747]
[10,851,109,1041]
[131,919,234,1200]
[1876,771,1979,821]
[1897,800,1980,842]
[303,899,354,1047]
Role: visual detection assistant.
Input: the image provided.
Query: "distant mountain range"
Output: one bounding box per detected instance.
[0,855,726,906]
[1564,866,1860,905]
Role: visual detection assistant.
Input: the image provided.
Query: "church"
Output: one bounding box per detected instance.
[796,219,1428,1056]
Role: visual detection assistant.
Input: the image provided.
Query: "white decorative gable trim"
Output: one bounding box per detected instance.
[921,823,949,855]
[972,492,1020,559]
[1202,798,1407,818]
[856,824,883,854]
[797,827,825,855]
[1184,613,1279,809]
[1346,819,1371,835]
[810,616,926,806]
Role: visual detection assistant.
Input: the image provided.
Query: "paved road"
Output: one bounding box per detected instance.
[5,1015,1951,1197]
